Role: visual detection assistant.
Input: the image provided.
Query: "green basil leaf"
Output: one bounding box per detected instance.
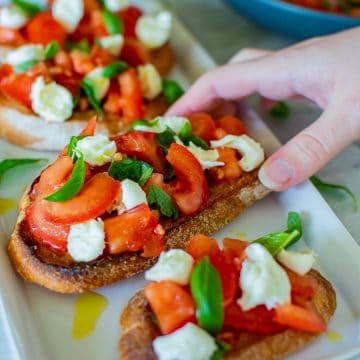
[155,127,176,153]
[102,9,123,35]
[178,121,192,139]
[287,211,302,238]
[108,157,153,186]
[147,185,178,219]
[164,164,175,181]
[44,40,60,60]
[65,39,91,54]
[190,257,224,335]
[12,0,44,15]
[129,118,159,130]
[162,79,184,105]
[185,134,209,150]
[67,135,88,159]
[44,157,86,202]
[310,175,358,211]
[0,158,47,183]
[13,59,38,74]
[81,78,103,113]
[102,60,128,78]
[211,340,231,360]
[269,101,290,119]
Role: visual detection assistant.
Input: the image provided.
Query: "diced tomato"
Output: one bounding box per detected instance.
[114,132,167,173]
[223,238,248,259]
[43,173,120,224]
[0,27,24,46]
[143,172,169,193]
[275,303,326,333]
[167,143,209,216]
[90,10,108,37]
[91,44,115,66]
[209,148,242,181]
[26,199,70,251]
[141,224,165,257]
[217,115,246,136]
[186,234,220,260]
[103,81,121,114]
[104,204,164,256]
[70,51,95,75]
[187,113,217,142]
[80,116,97,136]
[144,281,196,335]
[24,12,67,46]
[52,72,81,97]
[54,50,73,71]
[118,68,144,122]
[118,6,143,38]
[224,303,285,335]
[120,38,150,67]
[286,270,318,299]
[71,14,93,41]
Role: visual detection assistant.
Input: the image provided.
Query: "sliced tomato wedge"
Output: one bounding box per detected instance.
[186,234,220,260]
[275,303,326,333]
[167,143,209,216]
[187,113,217,142]
[286,270,318,299]
[120,38,150,67]
[118,6,143,38]
[0,27,24,46]
[209,147,242,181]
[114,131,167,173]
[24,12,67,46]
[217,115,246,136]
[144,281,196,335]
[104,204,164,256]
[43,173,120,224]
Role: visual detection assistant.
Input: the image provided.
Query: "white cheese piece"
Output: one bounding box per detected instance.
[135,11,172,49]
[145,249,194,285]
[121,179,147,210]
[85,67,110,100]
[238,243,291,311]
[133,116,189,134]
[30,76,73,122]
[104,0,128,12]
[52,0,84,33]
[211,134,265,172]
[98,34,124,56]
[137,63,162,100]
[187,142,224,170]
[75,134,116,166]
[0,5,29,29]
[67,219,105,262]
[277,249,316,276]
[6,44,44,66]
[153,323,217,360]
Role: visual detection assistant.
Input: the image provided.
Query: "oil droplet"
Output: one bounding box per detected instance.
[226,229,247,239]
[0,198,16,215]
[326,330,342,342]
[72,292,108,340]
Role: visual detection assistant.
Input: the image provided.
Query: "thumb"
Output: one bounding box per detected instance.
[258,103,357,191]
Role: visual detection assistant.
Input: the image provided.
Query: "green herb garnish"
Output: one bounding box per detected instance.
[81,78,103,113]
[67,135,88,159]
[0,158,47,183]
[12,0,44,15]
[184,134,209,150]
[66,39,91,54]
[155,127,176,153]
[310,175,358,211]
[178,122,192,140]
[102,60,128,78]
[190,257,224,335]
[102,9,123,34]
[147,185,178,219]
[13,59,38,74]
[44,157,86,202]
[162,79,184,105]
[211,340,231,360]
[44,41,60,60]
[269,101,290,119]
[129,118,159,131]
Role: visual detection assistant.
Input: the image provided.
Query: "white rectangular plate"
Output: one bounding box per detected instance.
[1,4,360,360]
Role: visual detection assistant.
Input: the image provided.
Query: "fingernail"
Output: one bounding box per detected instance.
[259,158,294,190]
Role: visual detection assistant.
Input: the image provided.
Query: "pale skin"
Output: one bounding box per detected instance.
[167,27,360,191]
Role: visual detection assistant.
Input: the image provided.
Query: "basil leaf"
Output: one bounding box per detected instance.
[66,39,91,54]
[147,185,178,219]
[185,134,209,150]
[211,340,231,360]
[190,257,224,335]
[67,135,88,159]
[310,175,358,211]
[81,78,103,113]
[13,59,38,74]
[129,118,159,130]
[12,0,44,15]
[44,157,86,202]
[102,60,128,78]
[162,79,184,105]
[102,9,123,35]
[44,41,60,60]
[155,127,176,153]
[287,211,302,238]
[178,122,192,139]
[269,101,290,119]
[0,158,47,183]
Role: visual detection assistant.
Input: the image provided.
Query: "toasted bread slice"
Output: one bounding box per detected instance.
[119,269,336,360]
[7,170,269,293]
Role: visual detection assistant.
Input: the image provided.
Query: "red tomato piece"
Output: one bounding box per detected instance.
[186,234,220,260]
[114,132,167,174]
[0,27,24,46]
[188,113,217,142]
[90,10,108,37]
[24,12,67,46]
[104,204,164,256]
[52,72,82,97]
[217,115,246,136]
[275,303,326,333]
[91,44,115,66]
[118,6,143,38]
[286,270,318,299]
[144,281,196,335]
[43,173,120,224]
[166,143,209,216]
[223,238,248,259]
[80,116,97,136]
[209,148,242,181]
[120,38,150,67]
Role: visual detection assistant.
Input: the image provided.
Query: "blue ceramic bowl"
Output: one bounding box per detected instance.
[224,0,360,39]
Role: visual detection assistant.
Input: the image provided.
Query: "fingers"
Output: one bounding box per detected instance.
[228,48,271,64]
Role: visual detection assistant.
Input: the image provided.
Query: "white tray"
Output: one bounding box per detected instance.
[1,4,360,360]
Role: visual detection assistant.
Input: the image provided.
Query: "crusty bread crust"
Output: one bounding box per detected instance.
[7,171,269,293]
[119,270,336,360]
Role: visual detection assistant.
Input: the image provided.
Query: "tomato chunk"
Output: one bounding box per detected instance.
[287,270,318,299]
[186,234,220,260]
[118,6,143,38]
[188,113,217,142]
[104,204,164,256]
[144,281,196,335]
[209,148,242,181]
[80,116,97,136]
[43,173,120,224]
[167,143,209,216]
[275,303,326,333]
[0,27,24,46]
[223,238,248,259]
[217,115,246,136]
[120,38,150,67]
